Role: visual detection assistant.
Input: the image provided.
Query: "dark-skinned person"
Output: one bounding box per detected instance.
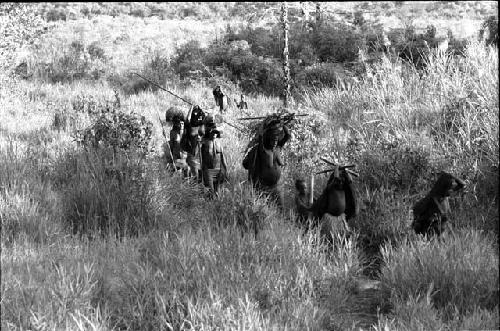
[212,85,228,113]
[200,115,228,198]
[412,171,466,237]
[180,105,206,181]
[168,114,188,176]
[293,165,360,245]
[243,119,291,210]
[295,178,313,229]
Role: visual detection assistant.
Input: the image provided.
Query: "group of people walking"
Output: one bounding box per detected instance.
[164,85,467,239]
[166,104,228,197]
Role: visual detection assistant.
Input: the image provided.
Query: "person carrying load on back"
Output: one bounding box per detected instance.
[201,115,228,197]
[412,171,466,237]
[242,116,291,210]
[181,105,206,181]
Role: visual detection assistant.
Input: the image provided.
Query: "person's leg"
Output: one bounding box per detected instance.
[270,185,284,211]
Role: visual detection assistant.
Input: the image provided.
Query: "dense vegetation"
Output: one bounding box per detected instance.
[1,2,498,330]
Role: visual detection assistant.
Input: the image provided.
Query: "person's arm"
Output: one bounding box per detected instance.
[452,176,466,192]
[220,149,228,172]
[278,125,291,148]
[170,130,180,143]
[186,105,194,123]
[275,151,283,167]
[432,196,447,215]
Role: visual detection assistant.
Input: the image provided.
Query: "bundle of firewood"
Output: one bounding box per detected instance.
[241,111,306,157]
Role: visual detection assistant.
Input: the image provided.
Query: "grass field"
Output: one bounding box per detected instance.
[1,2,498,330]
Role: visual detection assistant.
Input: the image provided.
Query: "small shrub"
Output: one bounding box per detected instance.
[171,40,207,79]
[87,41,106,60]
[45,7,66,22]
[75,109,153,153]
[37,39,109,83]
[80,5,90,17]
[312,23,365,63]
[295,63,345,88]
[479,15,499,47]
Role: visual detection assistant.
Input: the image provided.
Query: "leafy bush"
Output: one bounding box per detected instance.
[0,3,49,71]
[129,3,151,18]
[479,15,499,47]
[295,63,346,88]
[170,40,207,80]
[312,23,365,63]
[45,7,66,22]
[87,41,106,60]
[75,108,153,154]
[36,39,108,83]
[59,92,155,237]
[203,40,284,96]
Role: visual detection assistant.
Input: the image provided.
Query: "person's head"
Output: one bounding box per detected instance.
[206,128,221,139]
[172,115,184,132]
[295,179,307,195]
[213,86,223,97]
[191,105,205,127]
[430,172,465,197]
[263,122,282,149]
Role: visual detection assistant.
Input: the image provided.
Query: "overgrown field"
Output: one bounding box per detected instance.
[1,2,499,331]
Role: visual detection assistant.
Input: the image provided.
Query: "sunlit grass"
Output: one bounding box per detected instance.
[1,9,498,330]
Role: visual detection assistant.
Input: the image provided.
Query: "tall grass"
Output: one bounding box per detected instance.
[378,229,499,328]
[1,16,498,330]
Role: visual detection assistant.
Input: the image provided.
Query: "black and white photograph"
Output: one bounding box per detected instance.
[1,2,498,330]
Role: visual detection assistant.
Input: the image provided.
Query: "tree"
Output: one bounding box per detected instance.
[281,2,291,108]
[0,3,48,71]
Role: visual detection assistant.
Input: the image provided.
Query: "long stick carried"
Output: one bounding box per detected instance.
[134,73,247,135]
[309,173,314,205]
[133,72,194,106]
[238,114,308,121]
[157,113,177,171]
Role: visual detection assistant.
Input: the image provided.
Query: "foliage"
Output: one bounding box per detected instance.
[170,40,207,80]
[45,7,67,22]
[312,23,365,63]
[1,3,498,330]
[111,51,180,96]
[43,40,108,83]
[0,3,49,71]
[295,63,346,88]
[479,15,499,47]
[75,92,153,154]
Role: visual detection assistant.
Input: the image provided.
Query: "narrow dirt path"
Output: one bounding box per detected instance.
[347,241,387,330]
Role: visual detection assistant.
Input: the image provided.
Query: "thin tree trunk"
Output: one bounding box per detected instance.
[315,2,322,31]
[281,2,291,109]
[309,173,314,205]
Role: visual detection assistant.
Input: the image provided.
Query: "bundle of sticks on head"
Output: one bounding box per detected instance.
[241,111,306,159]
[316,157,360,177]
